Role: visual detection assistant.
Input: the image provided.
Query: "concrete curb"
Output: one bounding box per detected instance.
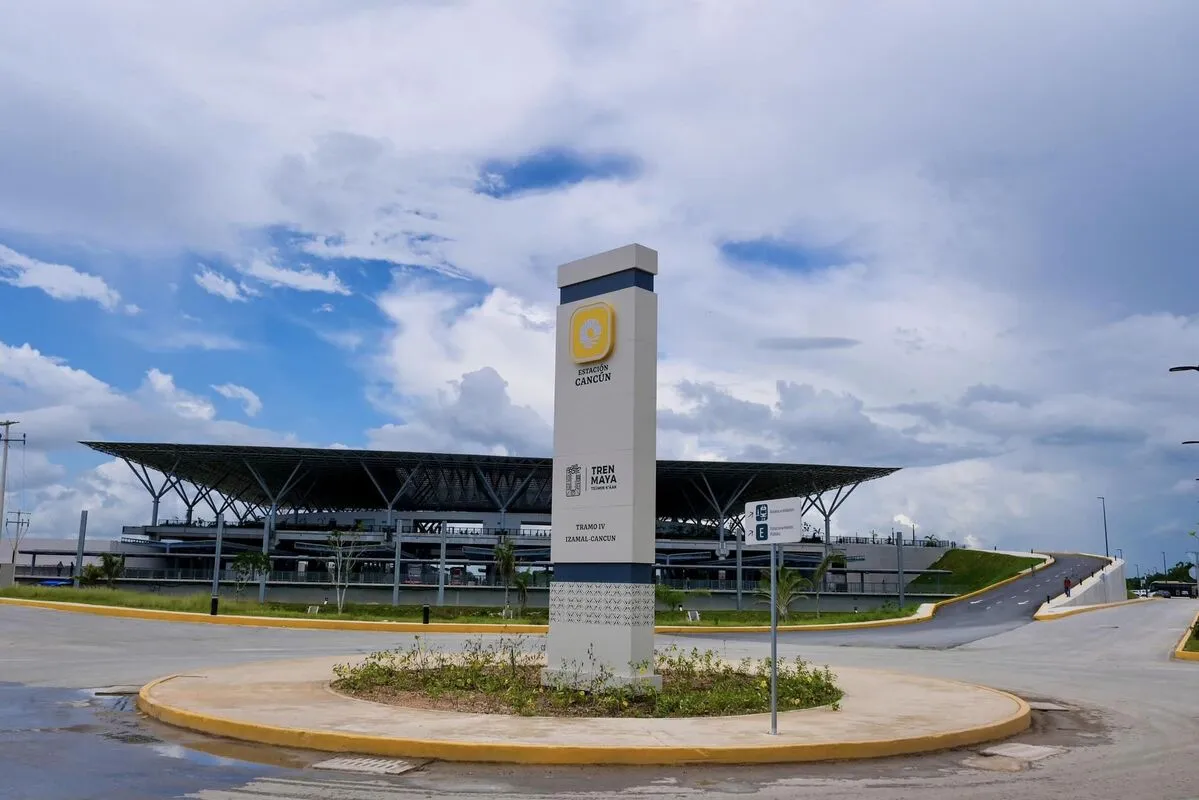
[1173,610,1199,662]
[1033,597,1158,621]
[0,553,1056,636]
[136,675,1031,765]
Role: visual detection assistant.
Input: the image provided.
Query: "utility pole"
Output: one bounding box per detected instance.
[437,520,448,606]
[6,511,31,565]
[1097,496,1110,558]
[0,421,24,558]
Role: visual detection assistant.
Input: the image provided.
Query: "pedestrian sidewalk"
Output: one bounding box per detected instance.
[138,655,1029,765]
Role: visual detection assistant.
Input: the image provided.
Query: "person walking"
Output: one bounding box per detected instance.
[1064,577,1072,597]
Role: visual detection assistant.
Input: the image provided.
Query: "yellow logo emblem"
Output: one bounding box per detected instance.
[569,302,614,363]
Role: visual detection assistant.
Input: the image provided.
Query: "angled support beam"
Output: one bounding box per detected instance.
[474,466,536,529]
[122,457,180,525]
[693,472,757,568]
[363,461,423,528]
[810,481,861,552]
[474,465,505,511]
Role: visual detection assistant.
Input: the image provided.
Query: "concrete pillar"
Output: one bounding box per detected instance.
[544,244,660,690]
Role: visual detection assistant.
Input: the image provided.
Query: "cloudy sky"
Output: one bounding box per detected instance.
[1,1,1197,572]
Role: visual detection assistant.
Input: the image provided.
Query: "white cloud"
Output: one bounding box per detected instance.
[0,3,1197,568]
[0,340,302,538]
[194,266,255,302]
[316,328,365,351]
[0,244,135,313]
[211,382,263,416]
[134,330,247,352]
[240,256,350,295]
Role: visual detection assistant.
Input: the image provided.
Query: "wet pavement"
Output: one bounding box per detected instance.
[0,682,283,800]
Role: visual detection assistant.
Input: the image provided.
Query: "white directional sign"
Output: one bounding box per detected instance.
[744,497,808,546]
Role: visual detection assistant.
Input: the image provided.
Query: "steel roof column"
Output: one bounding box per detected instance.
[244,459,305,604]
[692,473,756,608]
[810,482,862,589]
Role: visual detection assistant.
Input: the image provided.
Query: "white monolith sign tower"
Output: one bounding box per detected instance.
[542,243,660,689]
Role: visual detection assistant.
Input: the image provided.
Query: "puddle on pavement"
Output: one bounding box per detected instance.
[46,686,316,771]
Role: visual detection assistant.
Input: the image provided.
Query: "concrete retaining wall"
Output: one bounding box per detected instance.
[1043,556,1123,610]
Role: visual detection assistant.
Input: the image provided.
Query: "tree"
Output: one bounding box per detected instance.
[79,564,104,587]
[654,583,685,611]
[810,552,847,618]
[512,571,531,617]
[754,566,811,620]
[231,552,271,600]
[98,553,124,589]
[326,529,370,614]
[494,540,516,609]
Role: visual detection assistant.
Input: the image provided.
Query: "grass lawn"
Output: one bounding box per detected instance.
[1186,636,1199,653]
[908,549,1043,594]
[1,585,917,627]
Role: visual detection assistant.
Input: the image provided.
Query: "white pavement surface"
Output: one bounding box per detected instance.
[2,600,1199,799]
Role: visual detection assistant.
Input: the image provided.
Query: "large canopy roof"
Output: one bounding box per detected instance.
[82,442,898,519]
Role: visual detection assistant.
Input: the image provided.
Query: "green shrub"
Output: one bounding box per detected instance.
[332,637,842,718]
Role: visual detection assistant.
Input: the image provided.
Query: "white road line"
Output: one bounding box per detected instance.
[1017,601,1030,606]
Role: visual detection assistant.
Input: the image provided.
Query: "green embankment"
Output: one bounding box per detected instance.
[0,585,916,627]
[909,549,1043,594]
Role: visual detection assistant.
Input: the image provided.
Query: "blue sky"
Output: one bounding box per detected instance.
[2,1,1199,575]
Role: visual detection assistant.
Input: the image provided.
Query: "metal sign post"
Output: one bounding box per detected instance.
[72,510,87,589]
[770,541,779,736]
[742,496,816,737]
[210,513,224,615]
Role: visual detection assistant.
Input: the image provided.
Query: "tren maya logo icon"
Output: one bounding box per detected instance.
[569,302,614,364]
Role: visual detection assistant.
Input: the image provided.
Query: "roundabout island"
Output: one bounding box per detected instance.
[136,648,1030,765]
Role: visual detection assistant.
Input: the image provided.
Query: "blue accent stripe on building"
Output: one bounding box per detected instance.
[560,268,654,304]
[553,563,654,584]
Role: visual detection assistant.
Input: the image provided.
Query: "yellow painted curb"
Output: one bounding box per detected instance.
[136,676,1030,765]
[1173,610,1199,662]
[1034,597,1157,621]
[0,597,547,635]
[0,553,1056,636]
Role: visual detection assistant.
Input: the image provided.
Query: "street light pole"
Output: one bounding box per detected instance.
[1097,496,1110,558]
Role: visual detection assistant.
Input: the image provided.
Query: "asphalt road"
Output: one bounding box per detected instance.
[1,573,1196,800]
[747,551,1112,649]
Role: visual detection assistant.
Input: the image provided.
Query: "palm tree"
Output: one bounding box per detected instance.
[494,540,516,609]
[754,566,811,620]
[810,553,846,619]
[512,571,531,617]
[98,553,125,589]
